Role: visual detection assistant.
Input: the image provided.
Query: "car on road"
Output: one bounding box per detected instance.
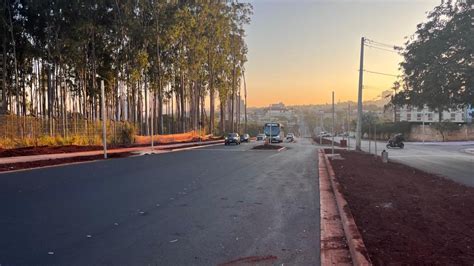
[240,133,250,143]
[317,131,331,137]
[256,134,266,141]
[225,133,241,145]
[286,133,295,142]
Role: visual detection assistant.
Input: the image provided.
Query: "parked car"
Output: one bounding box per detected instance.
[225,133,241,145]
[256,134,266,141]
[286,133,295,142]
[240,133,250,143]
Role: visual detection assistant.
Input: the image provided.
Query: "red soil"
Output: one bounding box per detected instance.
[0,152,133,172]
[0,137,222,158]
[329,149,474,265]
[314,137,339,146]
[252,144,284,150]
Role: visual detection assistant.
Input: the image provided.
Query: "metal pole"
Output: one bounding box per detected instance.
[101,80,107,159]
[368,124,371,154]
[374,123,377,156]
[422,108,425,144]
[332,91,335,155]
[151,93,154,150]
[347,103,351,149]
[269,106,272,144]
[356,37,365,151]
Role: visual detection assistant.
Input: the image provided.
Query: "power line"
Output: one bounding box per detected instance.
[365,38,403,51]
[365,44,401,54]
[363,69,400,77]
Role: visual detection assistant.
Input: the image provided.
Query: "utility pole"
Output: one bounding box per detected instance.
[356,37,365,151]
[347,103,351,149]
[332,91,335,155]
[101,80,107,159]
[243,70,247,133]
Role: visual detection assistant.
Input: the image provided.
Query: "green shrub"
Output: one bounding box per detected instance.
[117,122,136,145]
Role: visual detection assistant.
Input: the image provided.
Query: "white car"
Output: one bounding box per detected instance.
[286,133,295,142]
[256,134,266,141]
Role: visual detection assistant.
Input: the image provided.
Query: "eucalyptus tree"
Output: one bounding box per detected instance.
[1,0,252,140]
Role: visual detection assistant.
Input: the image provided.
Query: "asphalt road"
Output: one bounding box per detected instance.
[334,137,474,187]
[0,138,320,265]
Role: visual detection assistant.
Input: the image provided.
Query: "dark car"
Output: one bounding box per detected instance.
[225,133,241,145]
[386,133,405,149]
[240,133,250,143]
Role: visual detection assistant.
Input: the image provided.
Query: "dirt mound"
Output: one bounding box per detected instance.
[329,149,474,265]
[314,137,339,146]
[252,144,284,150]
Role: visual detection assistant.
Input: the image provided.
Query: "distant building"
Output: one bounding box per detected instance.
[396,105,470,123]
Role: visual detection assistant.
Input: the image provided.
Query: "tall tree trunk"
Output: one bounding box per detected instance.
[180,74,185,132]
[6,2,20,116]
[1,32,7,114]
[220,101,226,135]
[208,50,215,134]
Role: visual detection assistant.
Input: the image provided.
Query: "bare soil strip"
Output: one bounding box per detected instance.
[252,144,284,150]
[0,138,221,158]
[328,149,474,265]
[0,152,133,172]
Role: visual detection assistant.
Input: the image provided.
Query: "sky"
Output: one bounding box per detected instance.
[244,0,441,107]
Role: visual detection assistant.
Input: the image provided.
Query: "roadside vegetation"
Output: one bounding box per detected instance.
[0,1,252,149]
[391,1,472,122]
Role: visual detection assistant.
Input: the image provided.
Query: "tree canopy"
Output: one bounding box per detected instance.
[392,0,473,117]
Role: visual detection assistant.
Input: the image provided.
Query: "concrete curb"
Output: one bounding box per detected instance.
[319,150,352,265]
[0,141,223,174]
[322,149,372,266]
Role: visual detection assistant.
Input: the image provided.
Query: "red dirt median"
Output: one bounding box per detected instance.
[328,149,474,265]
[252,144,284,150]
[0,152,133,172]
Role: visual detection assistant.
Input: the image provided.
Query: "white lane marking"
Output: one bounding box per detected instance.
[170,143,223,152]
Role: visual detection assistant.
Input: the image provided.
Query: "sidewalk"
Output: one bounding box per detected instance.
[0,140,223,165]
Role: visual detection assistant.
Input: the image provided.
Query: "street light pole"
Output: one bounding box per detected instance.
[101,80,107,159]
[356,37,365,151]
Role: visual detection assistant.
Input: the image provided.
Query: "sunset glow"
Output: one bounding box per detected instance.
[245,0,440,107]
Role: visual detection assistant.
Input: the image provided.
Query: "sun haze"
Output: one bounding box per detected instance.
[245,0,440,107]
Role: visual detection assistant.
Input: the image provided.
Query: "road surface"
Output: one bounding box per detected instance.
[0,139,320,265]
[335,137,474,187]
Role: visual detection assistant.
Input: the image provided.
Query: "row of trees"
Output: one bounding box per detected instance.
[392,0,472,120]
[0,0,252,136]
